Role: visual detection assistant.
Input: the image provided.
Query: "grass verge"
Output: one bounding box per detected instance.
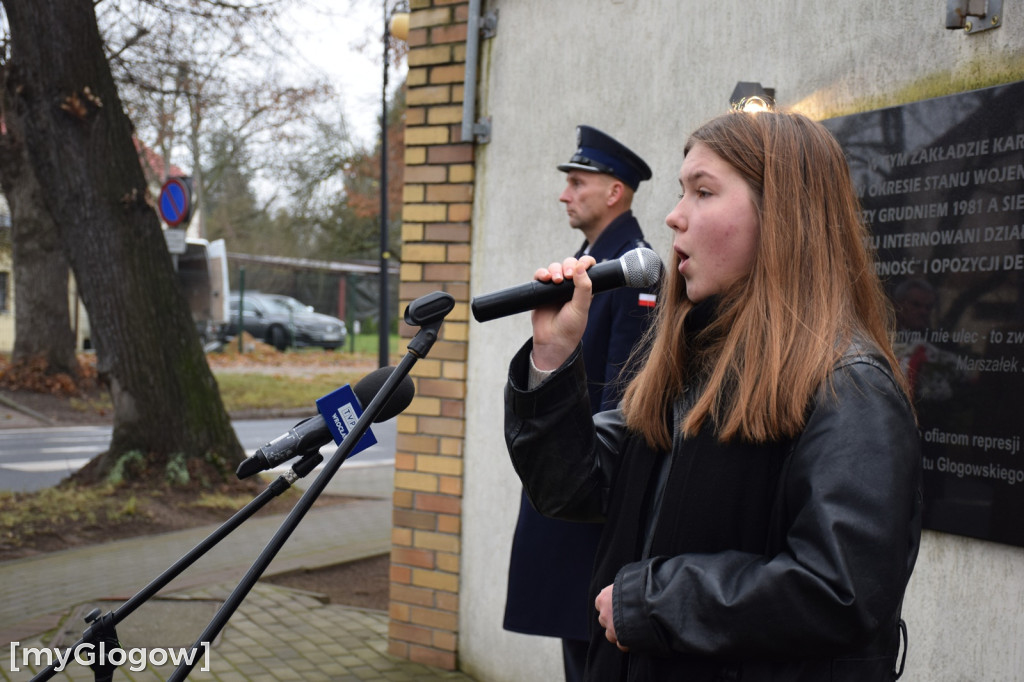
[213,370,365,412]
[0,345,385,558]
[0,482,306,557]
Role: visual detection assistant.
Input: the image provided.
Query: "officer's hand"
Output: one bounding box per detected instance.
[596,583,628,652]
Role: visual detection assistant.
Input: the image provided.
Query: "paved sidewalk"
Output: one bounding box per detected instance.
[0,396,55,429]
[0,500,475,681]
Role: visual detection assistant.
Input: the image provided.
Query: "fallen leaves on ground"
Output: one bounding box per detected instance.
[0,354,99,396]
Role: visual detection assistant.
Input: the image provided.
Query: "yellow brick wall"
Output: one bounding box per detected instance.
[389,0,471,671]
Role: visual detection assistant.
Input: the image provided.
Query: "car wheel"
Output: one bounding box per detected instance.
[269,325,290,351]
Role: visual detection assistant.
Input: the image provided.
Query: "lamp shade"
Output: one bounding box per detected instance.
[389,12,410,41]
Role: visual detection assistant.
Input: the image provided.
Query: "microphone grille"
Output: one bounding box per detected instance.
[355,367,416,423]
[621,247,663,288]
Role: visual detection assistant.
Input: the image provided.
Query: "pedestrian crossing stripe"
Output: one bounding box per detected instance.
[0,451,265,474]
[0,458,90,473]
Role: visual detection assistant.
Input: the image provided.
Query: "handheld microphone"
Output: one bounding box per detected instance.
[470,246,662,322]
[235,366,415,479]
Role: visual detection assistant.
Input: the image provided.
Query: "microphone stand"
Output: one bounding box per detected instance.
[28,454,326,682]
[167,291,455,681]
[27,290,454,682]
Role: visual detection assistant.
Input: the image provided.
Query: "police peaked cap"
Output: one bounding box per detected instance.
[557,125,652,191]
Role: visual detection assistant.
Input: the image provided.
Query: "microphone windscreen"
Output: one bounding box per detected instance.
[621,247,663,288]
[354,366,416,422]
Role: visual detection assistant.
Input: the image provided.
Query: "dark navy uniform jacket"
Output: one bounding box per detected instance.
[504,210,656,641]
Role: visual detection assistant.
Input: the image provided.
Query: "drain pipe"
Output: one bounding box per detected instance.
[461,0,497,144]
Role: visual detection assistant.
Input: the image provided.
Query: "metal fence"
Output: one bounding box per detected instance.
[227,253,400,334]
[0,254,399,356]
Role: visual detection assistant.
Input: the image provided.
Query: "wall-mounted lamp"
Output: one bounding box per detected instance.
[389,11,409,41]
[946,0,1002,33]
[730,82,776,113]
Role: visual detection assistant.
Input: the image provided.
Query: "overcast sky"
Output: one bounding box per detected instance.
[280,0,407,147]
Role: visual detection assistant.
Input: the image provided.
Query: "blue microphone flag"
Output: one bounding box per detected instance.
[315,384,377,456]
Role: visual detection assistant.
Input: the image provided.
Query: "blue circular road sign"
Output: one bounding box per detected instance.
[159,177,191,226]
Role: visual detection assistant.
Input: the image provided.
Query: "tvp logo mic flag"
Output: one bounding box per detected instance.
[315,384,377,456]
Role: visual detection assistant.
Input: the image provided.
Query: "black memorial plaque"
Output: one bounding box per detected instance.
[824,81,1024,548]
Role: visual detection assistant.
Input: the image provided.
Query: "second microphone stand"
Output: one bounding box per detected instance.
[27,291,454,682]
[28,451,326,682]
[166,291,455,680]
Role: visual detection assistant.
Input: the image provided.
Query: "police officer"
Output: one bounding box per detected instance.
[503,126,657,681]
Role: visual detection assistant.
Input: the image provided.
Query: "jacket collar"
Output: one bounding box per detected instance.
[576,210,640,259]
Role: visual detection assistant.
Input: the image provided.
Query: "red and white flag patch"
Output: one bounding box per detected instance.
[638,293,656,308]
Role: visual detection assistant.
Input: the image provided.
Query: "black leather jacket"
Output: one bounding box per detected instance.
[505,338,922,682]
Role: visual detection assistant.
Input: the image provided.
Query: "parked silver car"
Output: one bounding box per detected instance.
[228,292,347,351]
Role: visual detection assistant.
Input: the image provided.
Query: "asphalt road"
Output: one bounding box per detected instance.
[0,417,396,493]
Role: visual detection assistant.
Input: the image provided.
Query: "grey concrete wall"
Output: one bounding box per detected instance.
[459,2,1024,680]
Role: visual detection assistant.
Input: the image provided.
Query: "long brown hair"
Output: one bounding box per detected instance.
[621,110,908,449]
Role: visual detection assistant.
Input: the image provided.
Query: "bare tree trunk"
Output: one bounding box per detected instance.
[2,0,243,483]
[0,89,79,377]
